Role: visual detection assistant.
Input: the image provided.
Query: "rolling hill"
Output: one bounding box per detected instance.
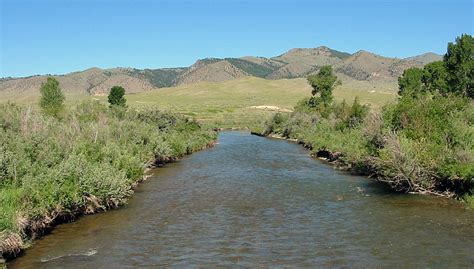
[0,46,442,101]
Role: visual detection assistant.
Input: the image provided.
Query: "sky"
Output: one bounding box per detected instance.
[0,0,472,77]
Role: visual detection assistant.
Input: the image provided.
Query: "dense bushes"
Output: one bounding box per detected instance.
[375,95,473,194]
[0,101,216,257]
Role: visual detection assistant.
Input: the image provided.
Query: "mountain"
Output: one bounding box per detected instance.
[0,48,442,98]
[0,68,157,98]
[333,50,415,80]
[405,52,443,65]
[172,59,249,85]
[265,46,349,79]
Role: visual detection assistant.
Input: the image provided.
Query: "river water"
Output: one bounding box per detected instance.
[9,131,474,268]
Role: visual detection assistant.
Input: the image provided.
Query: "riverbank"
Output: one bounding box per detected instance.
[256,131,474,201]
[251,131,366,174]
[256,95,474,204]
[0,101,217,261]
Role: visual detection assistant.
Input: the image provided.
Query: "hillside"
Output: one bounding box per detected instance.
[0,68,157,101]
[405,52,443,65]
[0,47,442,100]
[173,59,250,85]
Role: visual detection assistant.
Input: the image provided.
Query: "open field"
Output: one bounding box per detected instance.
[0,76,397,129]
[121,77,397,128]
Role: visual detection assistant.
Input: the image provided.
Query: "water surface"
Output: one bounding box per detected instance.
[10,132,474,268]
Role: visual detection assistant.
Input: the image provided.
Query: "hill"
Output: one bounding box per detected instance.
[0,47,442,100]
[405,52,443,65]
[333,50,413,80]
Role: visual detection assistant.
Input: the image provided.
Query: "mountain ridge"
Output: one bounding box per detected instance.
[0,47,443,97]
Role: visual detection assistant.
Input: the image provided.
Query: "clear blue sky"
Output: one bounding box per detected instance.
[1,0,472,77]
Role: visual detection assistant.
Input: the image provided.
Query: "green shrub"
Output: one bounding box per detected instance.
[108,86,127,107]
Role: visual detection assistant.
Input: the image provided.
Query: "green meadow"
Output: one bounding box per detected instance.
[105,77,396,129]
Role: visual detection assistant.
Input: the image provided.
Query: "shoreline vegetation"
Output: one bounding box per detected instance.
[254,35,473,205]
[254,98,473,202]
[0,101,217,261]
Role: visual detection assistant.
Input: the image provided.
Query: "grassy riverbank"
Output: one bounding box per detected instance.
[0,101,217,259]
[258,93,473,204]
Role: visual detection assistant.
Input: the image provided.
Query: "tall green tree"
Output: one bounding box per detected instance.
[398,67,424,97]
[444,34,474,98]
[307,65,340,106]
[422,61,448,95]
[108,86,127,107]
[39,77,65,116]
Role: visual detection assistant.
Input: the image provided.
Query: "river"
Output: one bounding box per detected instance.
[9,131,474,268]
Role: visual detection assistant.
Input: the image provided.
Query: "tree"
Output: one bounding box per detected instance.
[347,96,369,128]
[39,77,65,116]
[398,67,424,97]
[422,61,448,95]
[307,65,340,106]
[108,86,126,107]
[444,34,474,98]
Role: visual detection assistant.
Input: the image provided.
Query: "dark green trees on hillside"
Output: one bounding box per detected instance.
[39,77,65,117]
[444,34,474,98]
[108,86,127,107]
[307,65,340,107]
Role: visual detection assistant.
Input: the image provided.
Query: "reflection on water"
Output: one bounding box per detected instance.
[9,131,474,268]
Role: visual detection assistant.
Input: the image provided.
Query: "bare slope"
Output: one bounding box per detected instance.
[173,59,250,85]
[405,52,443,65]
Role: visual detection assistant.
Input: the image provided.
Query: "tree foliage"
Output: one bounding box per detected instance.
[422,61,448,95]
[398,67,424,97]
[108,86,127,107]
[39,77,65,117]
[307,65,340,106]
[398,34,473,99]
[444,34,474,98]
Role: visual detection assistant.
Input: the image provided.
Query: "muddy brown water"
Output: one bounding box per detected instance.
[9,131,474,268]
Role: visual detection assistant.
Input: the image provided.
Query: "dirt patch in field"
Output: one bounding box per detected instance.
[249,105,293,112]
